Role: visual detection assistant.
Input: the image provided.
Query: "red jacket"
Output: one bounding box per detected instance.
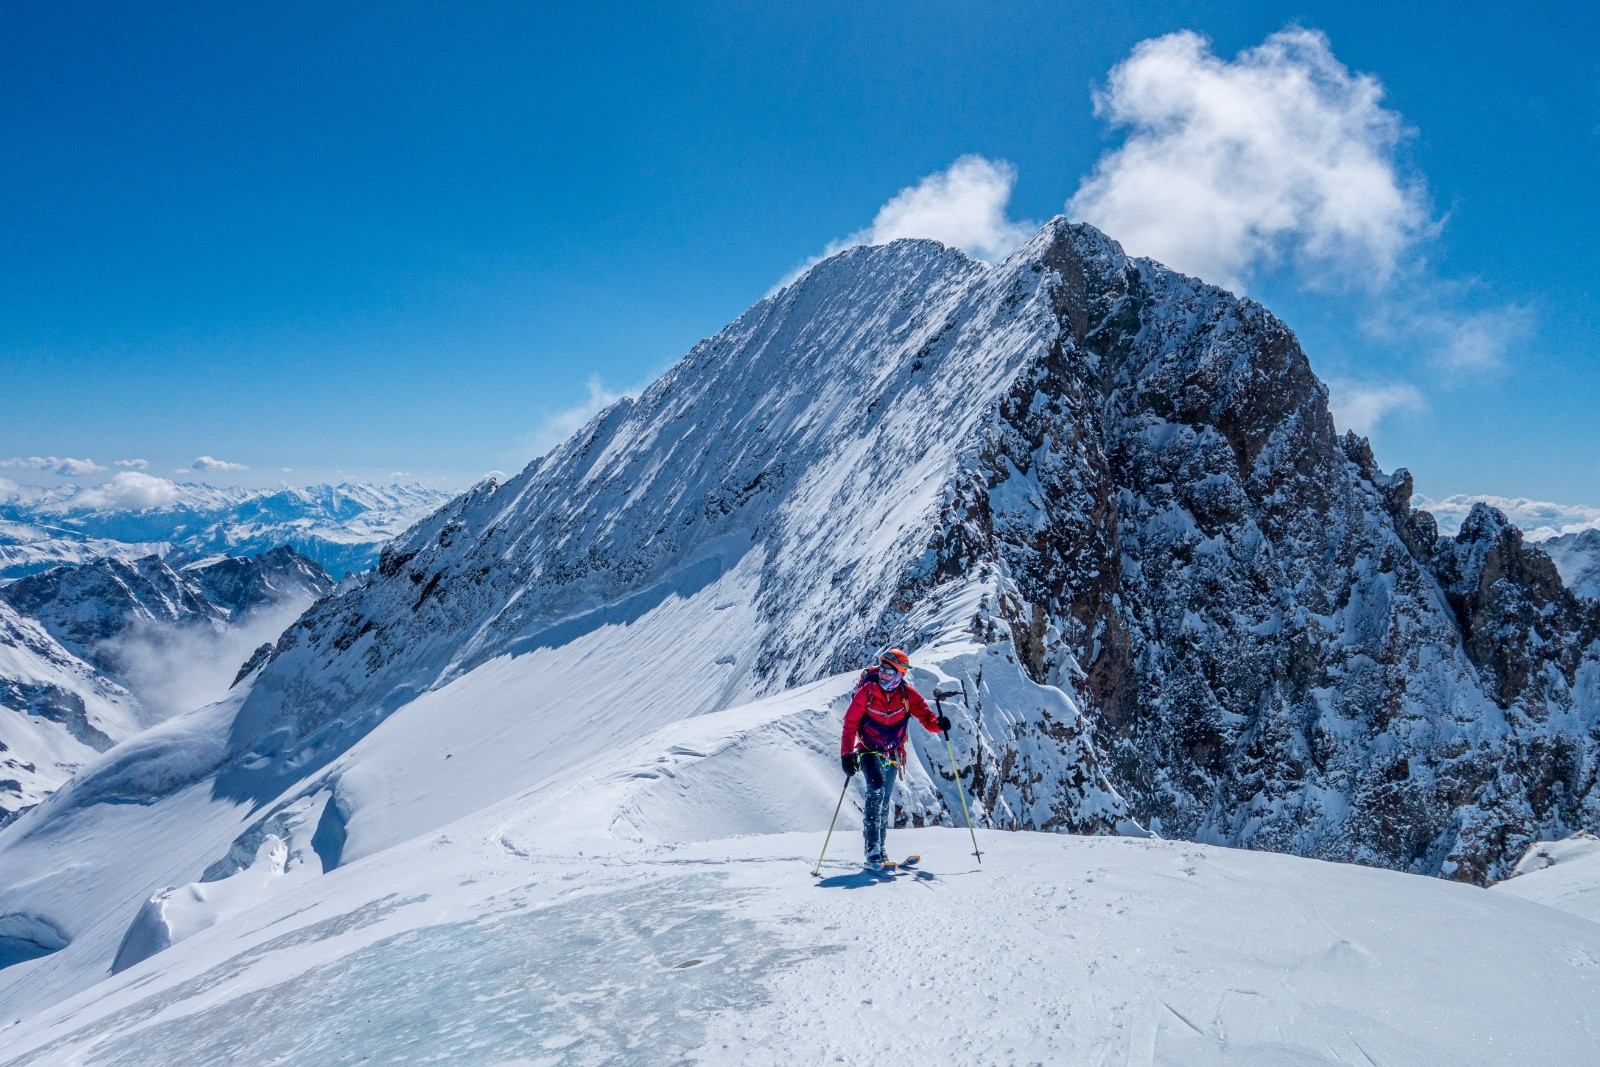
[841,669,943,762]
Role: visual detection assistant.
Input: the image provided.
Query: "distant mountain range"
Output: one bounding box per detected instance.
[0,482,450,580]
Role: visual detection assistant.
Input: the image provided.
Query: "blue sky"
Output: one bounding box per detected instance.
[2,2,1596,516]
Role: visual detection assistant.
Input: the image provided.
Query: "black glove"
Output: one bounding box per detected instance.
[841,752,859,777]
[937,714,952,733]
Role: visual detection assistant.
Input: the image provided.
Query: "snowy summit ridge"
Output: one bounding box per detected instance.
[1,218,1598,1045]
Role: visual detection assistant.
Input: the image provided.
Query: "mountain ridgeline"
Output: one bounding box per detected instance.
[230,218,1597,883]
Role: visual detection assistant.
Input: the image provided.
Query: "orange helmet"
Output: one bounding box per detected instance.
[879,648,910,674]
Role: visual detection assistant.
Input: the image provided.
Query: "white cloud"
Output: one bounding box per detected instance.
[1416,494,1600,541]
[189,455,249,472]
[0,455,107,476]
[1326,379,1426,438]
[73,471,183,511]
[114,458,150,469]
[521,376,633,458]
[0,476,18,501]
[103,594,316,721]
[1366,298,1533,375]
[779,155,1034,291]
[840,155,1033,263]
[1067,28,1430,292]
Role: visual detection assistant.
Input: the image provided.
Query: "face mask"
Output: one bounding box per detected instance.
[879,666,903,689]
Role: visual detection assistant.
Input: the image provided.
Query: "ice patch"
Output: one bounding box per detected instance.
[59,876,826,1066]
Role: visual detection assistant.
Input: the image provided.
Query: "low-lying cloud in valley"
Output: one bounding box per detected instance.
[101,594,317,722]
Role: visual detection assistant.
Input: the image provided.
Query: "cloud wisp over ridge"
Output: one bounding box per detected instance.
[833,155,1034,264]
[1067,28,1429,294]
[1060,26,1532,441]
[518,375,636,461]
[1325,380,1428,440]
[779,155,1033,291]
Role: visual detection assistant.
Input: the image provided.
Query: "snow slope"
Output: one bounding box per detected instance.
[2,672,1598,1064]
[1541,529,1600,601]
[1492,831,1600,923]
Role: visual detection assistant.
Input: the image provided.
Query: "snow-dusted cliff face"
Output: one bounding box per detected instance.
[2,218,1597,1023]
[0,601,139,828]
[181,546,335,620]
[0,482,449,580]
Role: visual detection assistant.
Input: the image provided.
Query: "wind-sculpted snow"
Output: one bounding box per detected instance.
[57,877,819,1067]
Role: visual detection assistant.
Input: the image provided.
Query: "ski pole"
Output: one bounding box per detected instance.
[811,775,851,878]
[935,687,983,863]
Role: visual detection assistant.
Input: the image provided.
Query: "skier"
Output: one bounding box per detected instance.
[840,648,951,869]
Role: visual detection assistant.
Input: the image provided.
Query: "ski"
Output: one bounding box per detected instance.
[879,854,920,873]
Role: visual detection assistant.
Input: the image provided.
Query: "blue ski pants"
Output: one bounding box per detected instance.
[860,751,898,864]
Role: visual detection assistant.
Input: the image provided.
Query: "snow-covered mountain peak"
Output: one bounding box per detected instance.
[2,216,1598,1030]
